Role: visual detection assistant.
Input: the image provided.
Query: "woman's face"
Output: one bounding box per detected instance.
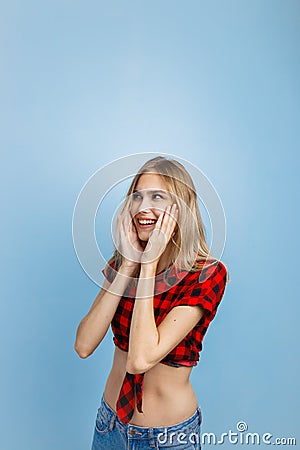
[130,172,174,242]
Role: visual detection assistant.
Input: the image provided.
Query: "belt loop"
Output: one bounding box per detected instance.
[148,427,156,448]
[109,413,116,431]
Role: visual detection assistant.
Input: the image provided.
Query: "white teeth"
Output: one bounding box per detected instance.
[138,219,156,225]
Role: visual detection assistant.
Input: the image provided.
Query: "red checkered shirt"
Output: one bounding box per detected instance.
[102,258,228,424]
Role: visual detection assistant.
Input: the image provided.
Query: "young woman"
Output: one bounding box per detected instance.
[74,156,229,450]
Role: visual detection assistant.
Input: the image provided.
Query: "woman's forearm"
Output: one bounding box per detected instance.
[126,263,159,373]
[74,264,135,358]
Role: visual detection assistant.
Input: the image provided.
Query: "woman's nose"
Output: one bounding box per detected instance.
[139,196,153,212]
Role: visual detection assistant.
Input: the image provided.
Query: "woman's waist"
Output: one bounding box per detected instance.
[104,375,197,427]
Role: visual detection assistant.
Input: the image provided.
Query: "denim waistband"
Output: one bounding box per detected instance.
[99,393,202,437]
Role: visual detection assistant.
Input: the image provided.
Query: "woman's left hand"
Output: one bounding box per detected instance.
[141,204,178,266]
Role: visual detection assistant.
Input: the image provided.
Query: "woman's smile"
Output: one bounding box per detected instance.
[133,215,159,240]
[135,216,158,228]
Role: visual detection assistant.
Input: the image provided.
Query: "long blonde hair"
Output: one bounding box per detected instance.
[109,156,229,280]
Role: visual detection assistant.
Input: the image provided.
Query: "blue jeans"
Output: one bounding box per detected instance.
[91,393,202,449]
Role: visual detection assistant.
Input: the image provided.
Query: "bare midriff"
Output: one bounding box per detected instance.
[103,346,198,427]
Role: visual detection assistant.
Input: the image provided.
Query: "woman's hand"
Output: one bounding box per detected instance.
[118,210,144,268]
[141,204,178,266]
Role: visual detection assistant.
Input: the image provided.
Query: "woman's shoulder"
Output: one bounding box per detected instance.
[189,257,229,284]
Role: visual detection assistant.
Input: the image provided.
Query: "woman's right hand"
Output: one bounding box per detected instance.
[118,210,143,269]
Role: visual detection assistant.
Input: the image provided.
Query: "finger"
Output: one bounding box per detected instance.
[117,219,124,251]
[121,219,128,238]
[169,203,178,226]
[125,211,134,237]
[127,218,137,247]
[131,219,139,237]
[165,204,178,238]
[123,210,130,229]
[129,218,138,241]
[170,206,178,238]
[123,210,132,235]
[129,218,134,233]
[155,208,165,230]
[160,205,172,233]
[120,220,126,243]
[117,212,122,230]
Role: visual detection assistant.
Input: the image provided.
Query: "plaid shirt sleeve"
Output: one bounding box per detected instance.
[174,260,228,315]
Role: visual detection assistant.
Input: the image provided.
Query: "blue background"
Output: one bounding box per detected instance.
[1,1,299,449]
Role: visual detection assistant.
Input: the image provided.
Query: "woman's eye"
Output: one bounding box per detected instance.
[132,192,142,200]
[152,194,164,200]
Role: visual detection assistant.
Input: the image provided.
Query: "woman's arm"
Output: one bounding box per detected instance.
[126,263,204,374]
[126,263,158,372]
[74,264,135,358]
[75,204,144,359]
